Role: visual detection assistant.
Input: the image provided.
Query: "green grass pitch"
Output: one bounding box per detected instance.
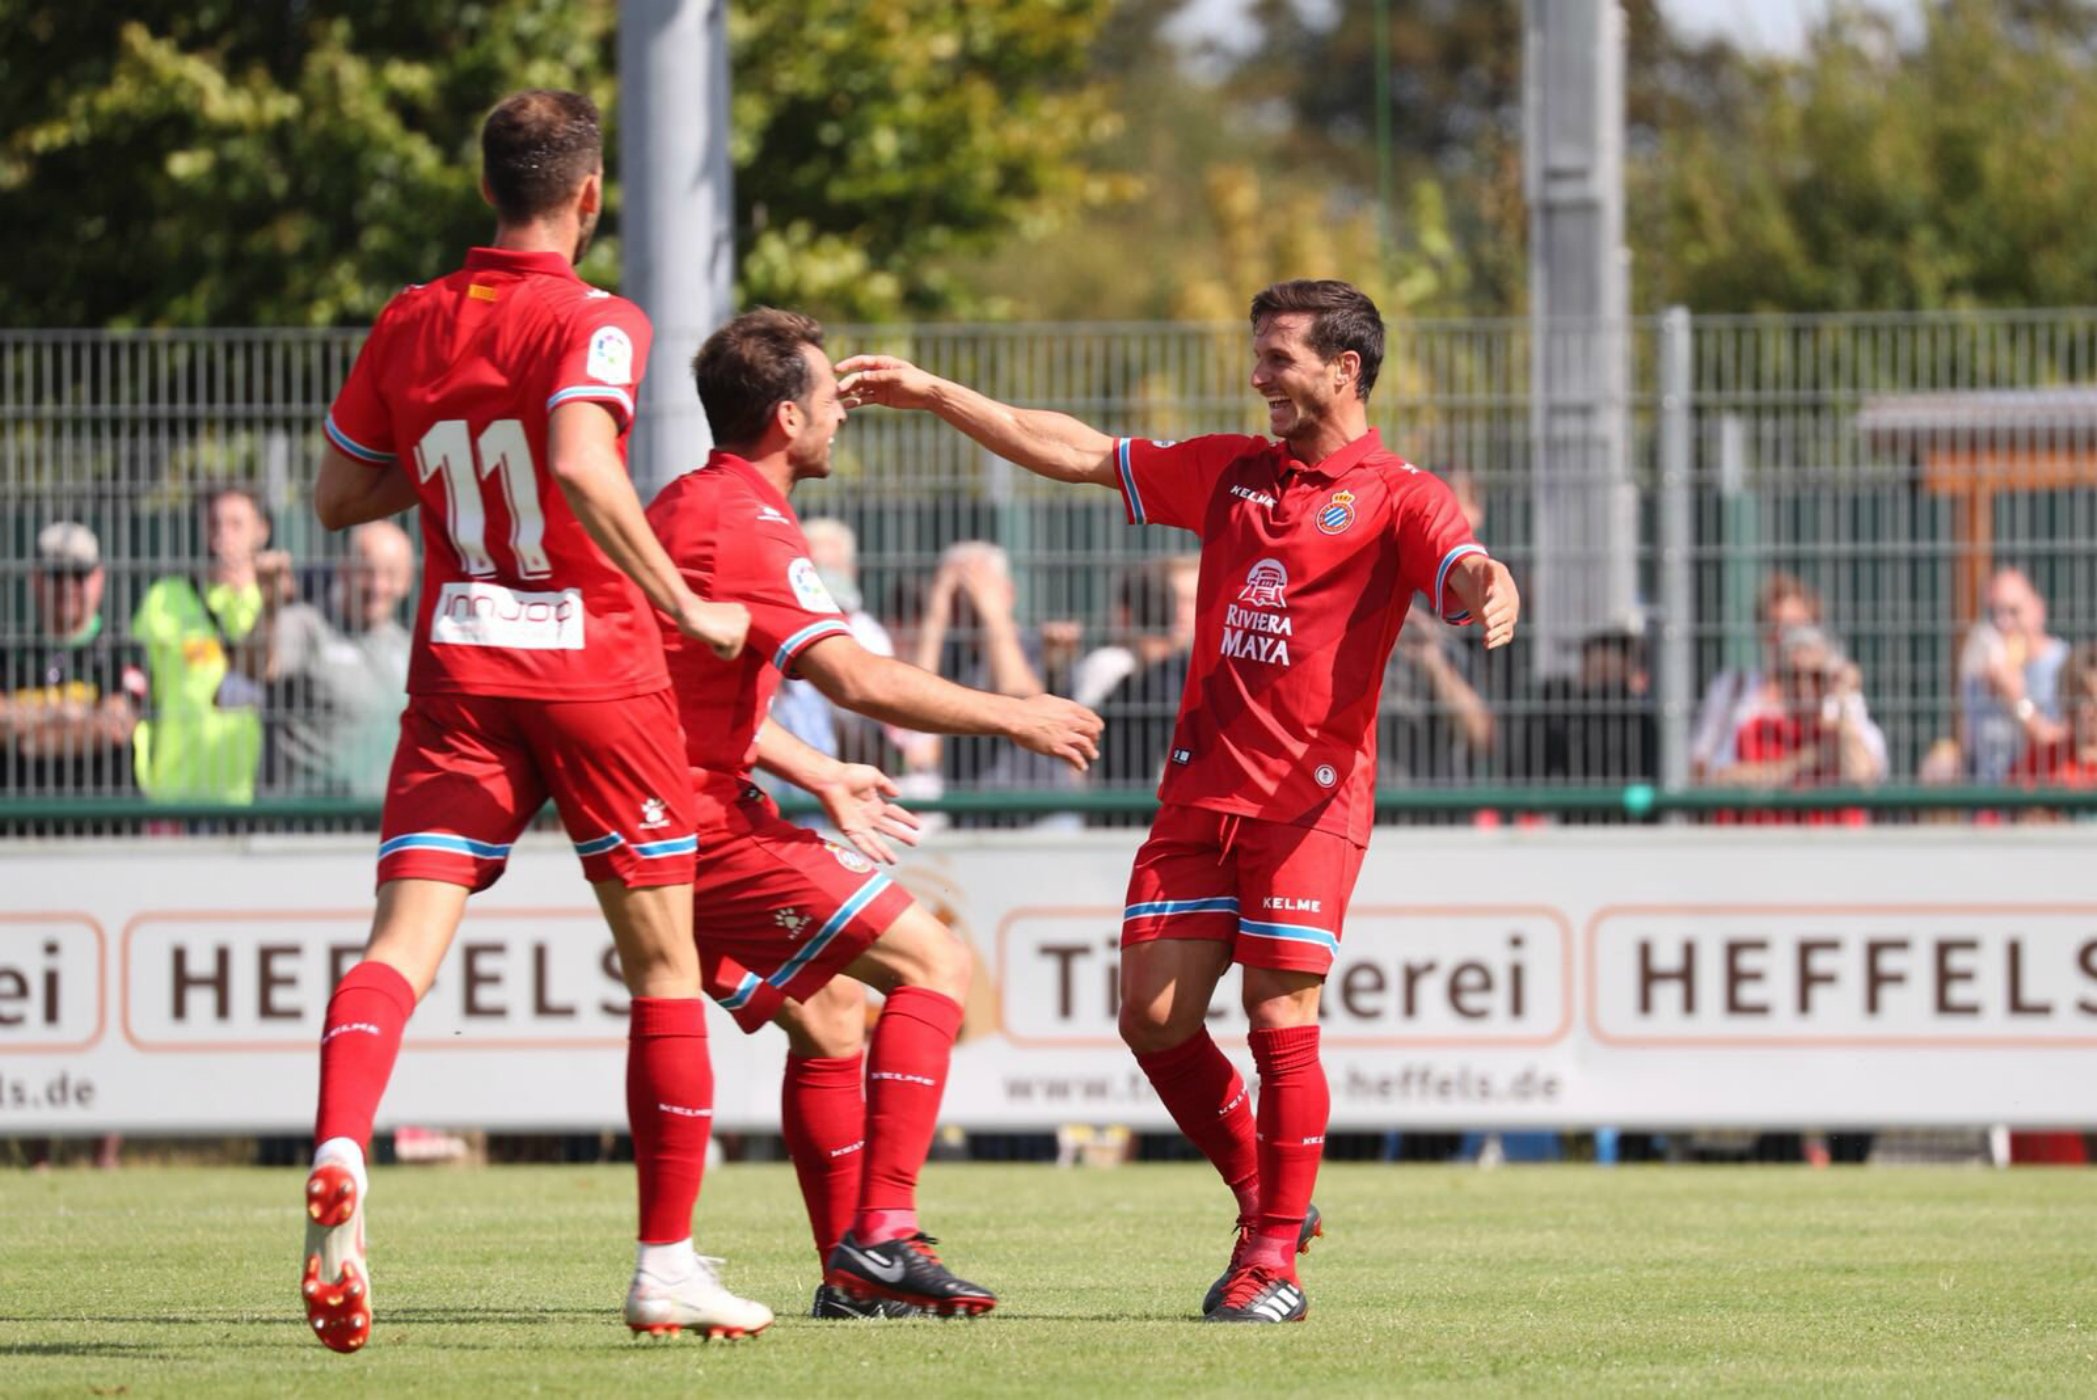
[3,1162,2094,1396]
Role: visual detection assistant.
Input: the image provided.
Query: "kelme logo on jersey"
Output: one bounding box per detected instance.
[586,326,633,385]
[788,558,843,614]
[1316,490,1357,536]
[1237,558,1288,610]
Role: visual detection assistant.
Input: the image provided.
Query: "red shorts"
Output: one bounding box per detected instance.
[377,690,697,892]
[693,791,915,1033]
[1122,804,1366,976]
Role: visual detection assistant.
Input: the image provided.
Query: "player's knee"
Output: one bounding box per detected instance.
[780,983,866,1058]
[1241,970,1323,1030]
[1117,998,1185,1054]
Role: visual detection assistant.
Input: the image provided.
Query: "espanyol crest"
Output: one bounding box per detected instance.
[1316,490,1357,536]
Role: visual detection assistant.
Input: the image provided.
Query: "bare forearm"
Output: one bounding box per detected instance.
[554,449,692,619]
[754,717,844,791]
[979,614,1044,697]
[813,653,1020,738]
[923,378,1118,486]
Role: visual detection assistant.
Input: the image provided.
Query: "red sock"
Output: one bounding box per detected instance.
[783,1052,866,1263]
[854,987,963,1244]
[627,998,712,1245]
[313,961,416,1147]
[1247,1025,1328,1273]
[1133,1029,1260,1220]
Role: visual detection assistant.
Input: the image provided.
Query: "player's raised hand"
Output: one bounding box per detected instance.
[1472,560,1521,650]
[1007,693,1104,772]
[680,598,750,660]
[813,763,922,867]
[836,355,941,412]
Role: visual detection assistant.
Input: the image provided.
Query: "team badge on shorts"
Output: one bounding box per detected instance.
[1239,558,1289,609]
[826,841,874,875]
[1316,490,1357,536]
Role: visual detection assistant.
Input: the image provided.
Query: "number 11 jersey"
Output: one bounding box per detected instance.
[324,246,668,701]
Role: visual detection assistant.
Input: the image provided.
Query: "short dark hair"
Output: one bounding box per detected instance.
[481,90,602,224]
[1249,279,1385,400]
[692,309,827,448]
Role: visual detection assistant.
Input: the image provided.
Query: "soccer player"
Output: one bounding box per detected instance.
[298,90,766,1352]
[645,309,1103,1318]
[836,279,1521,1323]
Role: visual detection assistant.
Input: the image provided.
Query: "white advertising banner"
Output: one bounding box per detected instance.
[3,827,2095,1132]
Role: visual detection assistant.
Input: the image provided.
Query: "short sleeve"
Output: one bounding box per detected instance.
[1393,472,1487,622]
[324,312,398,467]
[721,529,856,678]
[1114,434,1262,534]
[547,297,654,431]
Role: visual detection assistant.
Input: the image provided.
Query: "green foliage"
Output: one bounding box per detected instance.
[0,2,619,327]
[1648,0,2097,311]
[0,1,1120,327]
[726,0,1124,320]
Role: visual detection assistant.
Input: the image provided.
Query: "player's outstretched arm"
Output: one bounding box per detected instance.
[546,401,748,659]
[797,634,1103,772]
[313,447,421,531]
[752,717,921,866]
[835,354,1120,489]
[1446,555,1521,650]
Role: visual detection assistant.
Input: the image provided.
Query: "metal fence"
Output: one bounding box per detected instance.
[7,310,2097,835]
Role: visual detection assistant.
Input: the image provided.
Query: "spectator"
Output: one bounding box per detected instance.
[1959,566,2069,784]
[766,517,926,770]
[238,521,414,797]
[1523,628,1656,788]
[1090,557,1200,797]
[1690,572,1882,781]
[1380,600,1495,788]
[911,540,1081,825]
[1072,555,1199,710]
[130,484,272,802]
[2010,642,2097,812]
[1,522,147,798]
[1710,625,1887,822]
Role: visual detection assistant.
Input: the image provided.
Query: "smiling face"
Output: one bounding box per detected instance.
[1250,312,1358,451]
[785,344,848,483]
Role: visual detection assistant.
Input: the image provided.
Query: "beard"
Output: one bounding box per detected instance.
[572,206,600,264]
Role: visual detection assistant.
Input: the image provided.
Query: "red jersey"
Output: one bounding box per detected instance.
[324,247,667,701]
[646,451,856,832]
[2012,739,2097,789]
[1115,429,1484,844]
[1722,716,1867,826]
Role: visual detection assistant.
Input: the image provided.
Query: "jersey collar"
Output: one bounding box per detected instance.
[462,247,582,281]
[704,449,799,520]
[1282,428,1384,483]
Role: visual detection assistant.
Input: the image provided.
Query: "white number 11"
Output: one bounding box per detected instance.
[415,418,550,578]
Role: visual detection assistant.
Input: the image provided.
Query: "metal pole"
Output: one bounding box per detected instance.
[1657,305,1694,796]
[1373,0,1394,269]
[618,0,735,499]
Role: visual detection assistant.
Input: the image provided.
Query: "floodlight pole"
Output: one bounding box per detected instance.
[619,0,736,499]
[1524,0,1636,678]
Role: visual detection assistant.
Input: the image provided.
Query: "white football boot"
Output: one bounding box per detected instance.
[301,1156,371,1353]
[624,1254,775,1340]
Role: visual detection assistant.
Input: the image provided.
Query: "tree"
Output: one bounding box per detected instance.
[0,1,1122,326]
[1646,0,2097,312]
[0,1,619,327]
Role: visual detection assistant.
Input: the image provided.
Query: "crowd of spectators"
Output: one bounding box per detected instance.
[7,485,2095,821]
[4,488,415,809]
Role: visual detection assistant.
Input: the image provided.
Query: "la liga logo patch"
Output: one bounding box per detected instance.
[1316,490,1357,536]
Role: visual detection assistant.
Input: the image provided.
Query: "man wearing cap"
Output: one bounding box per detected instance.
[1,522,148,801]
